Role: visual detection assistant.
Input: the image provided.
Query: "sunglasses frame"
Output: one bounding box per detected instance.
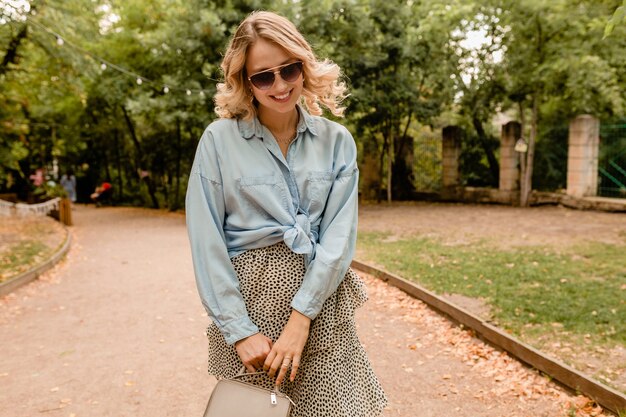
[247,61,304,90]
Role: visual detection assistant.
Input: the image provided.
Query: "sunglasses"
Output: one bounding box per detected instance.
[247,61,303,90]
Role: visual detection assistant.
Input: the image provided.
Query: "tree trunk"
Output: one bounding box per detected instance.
[520,95,538,207]
[171,119,182,211]
[0,24,28,76]
[391,112,416,200]
[378,136,386,203]
[385,131,393,203]
[114,129,124,201]
[121,105,143,168]
[387,148,392,202]
[121,105,160,208]
[518,102,527,204]
[472,117,500,186]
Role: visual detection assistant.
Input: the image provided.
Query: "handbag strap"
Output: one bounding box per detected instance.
[233,365,263,377]
[220,366,296,407]
[231,366,288,394]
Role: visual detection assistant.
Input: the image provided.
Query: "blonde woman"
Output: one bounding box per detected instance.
[186,10,387,416]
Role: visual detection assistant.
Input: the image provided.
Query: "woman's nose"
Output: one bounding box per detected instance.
[274,74,289,90]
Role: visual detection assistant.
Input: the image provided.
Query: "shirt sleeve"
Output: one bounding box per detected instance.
[186,128,259,345]
[290,128,359,318]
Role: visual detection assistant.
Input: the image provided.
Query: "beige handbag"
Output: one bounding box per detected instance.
[203,369,294,417]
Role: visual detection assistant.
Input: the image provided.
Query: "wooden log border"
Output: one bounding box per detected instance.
[0,230,72,297]
[352,259,626,415]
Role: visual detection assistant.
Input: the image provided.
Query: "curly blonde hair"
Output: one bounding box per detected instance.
[214,11,347,120]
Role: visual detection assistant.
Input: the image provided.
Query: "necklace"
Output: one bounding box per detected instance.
[265,110,299,146]
[273,127,297,144]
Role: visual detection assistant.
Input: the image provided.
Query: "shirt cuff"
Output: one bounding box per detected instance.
[290,289,325,320]
[218,316,260,345]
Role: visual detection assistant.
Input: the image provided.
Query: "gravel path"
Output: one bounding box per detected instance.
[0,205,609,416]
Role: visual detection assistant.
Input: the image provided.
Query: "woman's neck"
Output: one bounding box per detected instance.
[257,106,299,137]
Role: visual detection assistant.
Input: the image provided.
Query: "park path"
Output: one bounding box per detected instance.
[0,206,596,417]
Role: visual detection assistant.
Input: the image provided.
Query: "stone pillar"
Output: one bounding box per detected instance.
[499,122,521,192]
[442,126,462,188]
[567,115,599,198]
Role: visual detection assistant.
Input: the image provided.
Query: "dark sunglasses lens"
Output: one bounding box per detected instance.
[250,72,275,90]
[280,62,303,82]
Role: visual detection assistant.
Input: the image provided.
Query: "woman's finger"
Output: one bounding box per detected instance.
[275,356,291,385]
[268,354,283,378]
[263,350,277,373]
[289,355,300,382]
[243,361,257,373]
[235,333,272,373]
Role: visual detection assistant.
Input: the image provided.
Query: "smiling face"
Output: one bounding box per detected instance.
[245,37,303,119]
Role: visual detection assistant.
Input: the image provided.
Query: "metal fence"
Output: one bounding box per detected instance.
[599,123,626,198]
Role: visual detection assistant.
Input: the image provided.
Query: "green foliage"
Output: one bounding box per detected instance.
[605,0,626,38]
[292,0,461,198]
[1,0,625,204]
[33,181,68,200]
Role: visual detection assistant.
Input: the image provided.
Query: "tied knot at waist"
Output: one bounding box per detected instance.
[283,213,318,258]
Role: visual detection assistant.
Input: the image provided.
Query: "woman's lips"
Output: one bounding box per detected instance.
[271,89,292,103]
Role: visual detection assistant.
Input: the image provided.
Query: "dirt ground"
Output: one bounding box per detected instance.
[357,202,626,248]
[0,204,622,416]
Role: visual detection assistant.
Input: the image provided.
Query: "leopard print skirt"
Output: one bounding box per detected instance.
[205,242,387,417]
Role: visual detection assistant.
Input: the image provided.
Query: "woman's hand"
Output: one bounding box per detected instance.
[264,310,311,385]
[235,333,273,373]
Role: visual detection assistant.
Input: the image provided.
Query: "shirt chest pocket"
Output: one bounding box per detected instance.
[302,171,335,213]
[236,174,289,216]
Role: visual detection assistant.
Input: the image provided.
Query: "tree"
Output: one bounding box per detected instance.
[452,4,508,187]
[0,0,100,199]
[501,0,625,206]
[294,0,459,201]
[3,1,623,207]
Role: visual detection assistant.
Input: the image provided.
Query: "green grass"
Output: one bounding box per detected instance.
[357,232,626,345]
[0,240,50,283]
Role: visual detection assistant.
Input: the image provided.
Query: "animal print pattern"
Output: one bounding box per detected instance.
[205,242,387,417]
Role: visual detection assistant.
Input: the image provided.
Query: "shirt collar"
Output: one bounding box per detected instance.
[237,104,318,140]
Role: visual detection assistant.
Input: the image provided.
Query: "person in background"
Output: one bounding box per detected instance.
[90,181,112,206]
[29,168,44,187]
[185,10,386,417]
[60,170,77,202]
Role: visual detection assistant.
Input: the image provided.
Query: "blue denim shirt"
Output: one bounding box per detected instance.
[186,106,359,345]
